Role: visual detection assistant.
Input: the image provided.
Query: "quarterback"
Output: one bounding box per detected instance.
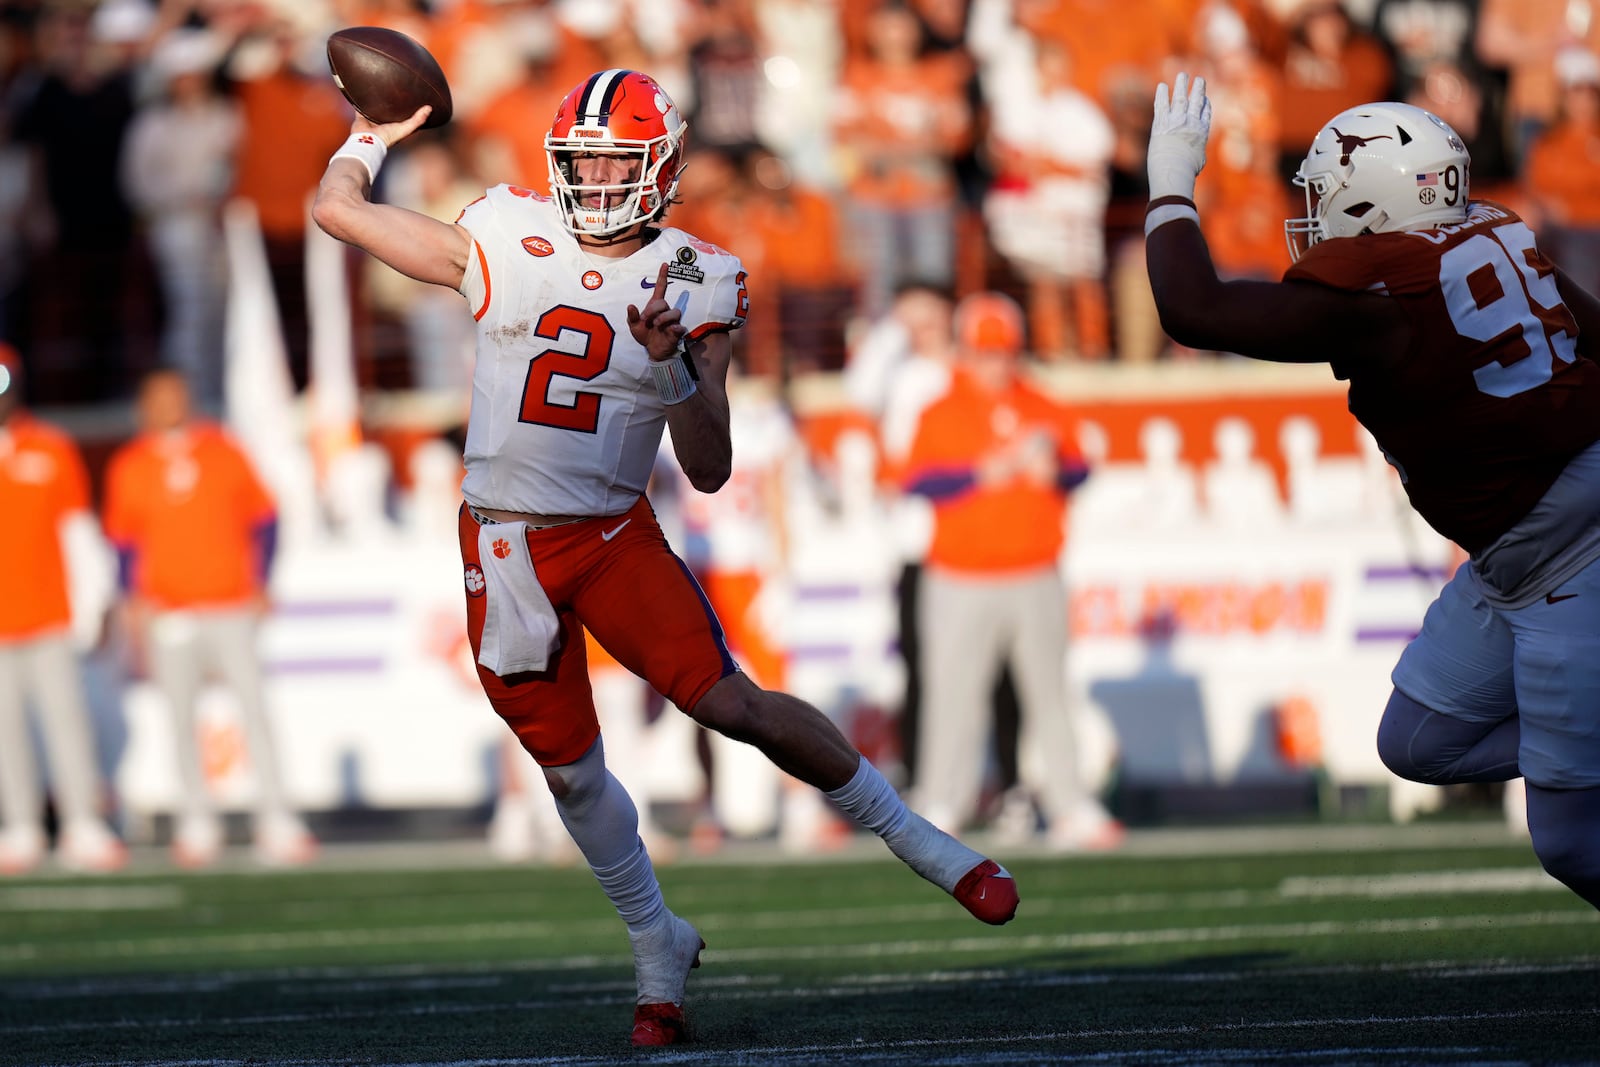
[312,69,1017,1047]
[1144,74,1600,909]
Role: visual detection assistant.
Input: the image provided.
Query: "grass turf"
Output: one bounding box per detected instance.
[0,823,1595,1066]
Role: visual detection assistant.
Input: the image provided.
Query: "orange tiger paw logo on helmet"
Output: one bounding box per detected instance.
[492,538,512,559]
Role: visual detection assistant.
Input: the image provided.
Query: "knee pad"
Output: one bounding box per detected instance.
[1376,689,1433,781]
[542,736,607,804]
[1375,688,1517,784]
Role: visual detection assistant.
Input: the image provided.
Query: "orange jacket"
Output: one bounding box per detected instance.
[904,366,1087,575]
[102,424,276,610]
[0,414,90,640]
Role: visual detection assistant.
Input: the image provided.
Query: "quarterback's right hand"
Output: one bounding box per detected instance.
[1148,72,1212,202]
[353,104,432,148]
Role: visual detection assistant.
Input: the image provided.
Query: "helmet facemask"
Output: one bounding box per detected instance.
[545,70,687,238]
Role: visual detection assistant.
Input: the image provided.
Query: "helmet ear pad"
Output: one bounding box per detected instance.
[1284,102,1471,261]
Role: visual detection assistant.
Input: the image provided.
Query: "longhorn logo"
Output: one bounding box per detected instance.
[1330,128,1393,165]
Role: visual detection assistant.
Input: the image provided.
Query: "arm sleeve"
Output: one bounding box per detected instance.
[251,517,278,585]
[907,468,978,500]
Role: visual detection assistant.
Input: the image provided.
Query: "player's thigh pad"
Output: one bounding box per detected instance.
[1505,558,1600,788]
[1391,562,1515,724]
[575,515,736,713]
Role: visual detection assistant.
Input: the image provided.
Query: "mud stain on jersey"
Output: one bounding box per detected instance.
[489,321,532,345]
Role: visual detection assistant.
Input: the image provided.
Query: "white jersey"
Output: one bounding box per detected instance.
[455,186,749,515]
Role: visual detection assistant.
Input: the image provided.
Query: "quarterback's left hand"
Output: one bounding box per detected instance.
[1148,71,1212,202]
[628,262,688,361]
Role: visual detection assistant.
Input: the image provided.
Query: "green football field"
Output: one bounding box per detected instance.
[1,821,1596,1066]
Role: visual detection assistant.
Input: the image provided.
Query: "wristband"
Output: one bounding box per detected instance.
[1145,195,1200,237]
[330,132,388,185]
[650,354,698,404]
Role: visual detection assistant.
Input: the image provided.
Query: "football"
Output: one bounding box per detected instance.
[326,26,452,129]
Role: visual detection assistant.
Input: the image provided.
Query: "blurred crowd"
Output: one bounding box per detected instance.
[5,0,1600,407]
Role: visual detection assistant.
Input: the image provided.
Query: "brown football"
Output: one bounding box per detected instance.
[326,26,452,129]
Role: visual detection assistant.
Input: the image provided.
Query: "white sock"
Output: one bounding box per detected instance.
[825,755,987,892]
[551,741,670,940]
[590,839,669,939]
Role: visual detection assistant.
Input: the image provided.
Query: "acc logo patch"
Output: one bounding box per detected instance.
[667,244,705,284]
[464,564,486,597]
[581,270,604,290]
[522,236,554,257]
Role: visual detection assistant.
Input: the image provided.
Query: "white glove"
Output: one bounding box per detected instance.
[1148,72,1212,202]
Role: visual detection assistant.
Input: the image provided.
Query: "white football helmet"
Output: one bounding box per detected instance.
[1284,102,1470,262]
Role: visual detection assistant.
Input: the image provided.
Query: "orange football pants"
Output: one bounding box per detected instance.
[458,497,737,766]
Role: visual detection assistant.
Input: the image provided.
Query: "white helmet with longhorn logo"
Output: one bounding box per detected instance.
[1285,102,1470,262]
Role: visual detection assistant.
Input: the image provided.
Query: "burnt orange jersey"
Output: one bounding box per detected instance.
[1285,201,1600,551]
[0,414,89,639]
[102,424,276,609]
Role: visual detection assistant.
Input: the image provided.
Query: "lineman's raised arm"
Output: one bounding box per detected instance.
[311,105,472,291]
[1142,74,1402,364]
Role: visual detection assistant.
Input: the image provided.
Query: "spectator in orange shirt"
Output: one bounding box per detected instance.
[1016,0,1178,108]
[1276,0,1395,182]
[464,17,607,193]
[226,15,353,391]
[1524,48,1600,294]
[0,346,127,874]
[745,148,856,375]
[1192,4,1292,284]
[833,2,972,318]
[1476,0,1600,169]
[103,369,316,868]
[902,292,1120,850]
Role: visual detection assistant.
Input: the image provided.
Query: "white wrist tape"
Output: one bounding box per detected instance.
[331,132,388,185]
[650,355,698,405]
[1145,196,1200,236]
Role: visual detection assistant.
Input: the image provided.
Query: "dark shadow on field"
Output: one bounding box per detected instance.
[5,954,1599,1066]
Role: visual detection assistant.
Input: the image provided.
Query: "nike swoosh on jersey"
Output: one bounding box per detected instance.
[1546,592,1579,604]
[602,519,632,541]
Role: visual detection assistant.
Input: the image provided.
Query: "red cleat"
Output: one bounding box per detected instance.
[953,859,1019,925]
[630,916,704,1047]
[631,1001,688,1047]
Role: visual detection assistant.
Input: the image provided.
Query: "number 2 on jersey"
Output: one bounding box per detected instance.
[1440,221,1578,398]
[518,306,613,432]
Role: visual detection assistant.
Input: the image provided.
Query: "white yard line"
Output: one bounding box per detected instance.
[1279,868,1564,896]
[0,884,184,911]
